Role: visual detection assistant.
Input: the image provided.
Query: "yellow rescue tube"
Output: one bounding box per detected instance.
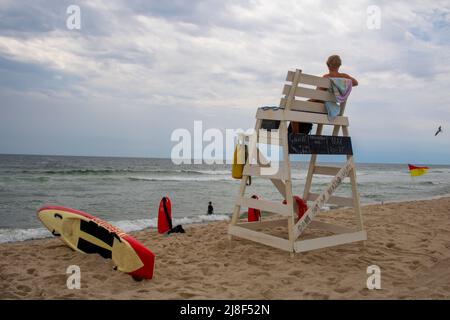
[232,144,246,179]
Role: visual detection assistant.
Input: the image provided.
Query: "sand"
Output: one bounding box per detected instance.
[1,197,450,299]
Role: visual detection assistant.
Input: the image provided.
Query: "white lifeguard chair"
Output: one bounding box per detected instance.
[228,69,367,254]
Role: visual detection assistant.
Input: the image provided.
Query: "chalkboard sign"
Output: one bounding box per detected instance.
[261,119,280,131]
[259,107,281,131]
[288,134,353,155]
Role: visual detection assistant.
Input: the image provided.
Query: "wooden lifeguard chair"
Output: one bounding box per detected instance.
[228,69,367,254]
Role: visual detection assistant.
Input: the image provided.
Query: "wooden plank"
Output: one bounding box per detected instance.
[236,218,287,231]
[243,164,287,180]
[309,221,354,234]
[258,130,282,145]
[342,126,364,232]
[294,231,367,253]
[286,71,330,88]
[280,98,327,114]
[282,70,301,111]
[306,192,354,207]
[237,197,291,216]
[293,159,354,239]
[282,84,292,96]
[270,179,287,198]
[313,165,341,176]
[278,121,296,252]
[302,124,323,201]
[295,87,335,101]
[228,225,291,252]
[283,85,335,102]
[256,108,349,126]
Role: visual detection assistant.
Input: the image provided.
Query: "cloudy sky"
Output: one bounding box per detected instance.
[0,0,449,164]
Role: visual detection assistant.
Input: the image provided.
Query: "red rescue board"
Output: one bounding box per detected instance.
[37,206,155,280]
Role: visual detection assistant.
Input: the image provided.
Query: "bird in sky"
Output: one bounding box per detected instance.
[435,126,442,136]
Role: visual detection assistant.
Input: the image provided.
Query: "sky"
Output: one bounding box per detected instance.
[0,0,449,164]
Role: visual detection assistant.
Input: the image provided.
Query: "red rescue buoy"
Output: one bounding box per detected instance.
[283,196,308,220]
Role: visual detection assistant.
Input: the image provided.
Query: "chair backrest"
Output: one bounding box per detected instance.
[279,69,347,116]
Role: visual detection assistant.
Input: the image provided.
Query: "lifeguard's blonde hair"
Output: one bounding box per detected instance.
[327,55,342,70]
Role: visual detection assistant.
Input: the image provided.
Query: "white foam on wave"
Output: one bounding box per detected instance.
[0,214,231,244]
[193,170,231,175]
[129,176,230,182]
[0,227,51,243]
[113,214,230,233]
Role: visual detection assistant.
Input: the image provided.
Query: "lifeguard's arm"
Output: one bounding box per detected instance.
[340,73,358,87]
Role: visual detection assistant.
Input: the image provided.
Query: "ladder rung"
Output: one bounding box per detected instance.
[237,197,291,215]
[307,192,354,207]
[256,108,349,126]
[313,165,341,176]
[243,165,287,180]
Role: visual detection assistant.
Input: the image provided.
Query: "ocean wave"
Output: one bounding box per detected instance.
[189,170,231,175]
[16,176,50,182]
[418,181,437,185]
[18,168,232,176]
[114,214,230,233]
[22,169,136,175]
[0,227,51,243]
[128,176,231,182]
[0,214,230,244]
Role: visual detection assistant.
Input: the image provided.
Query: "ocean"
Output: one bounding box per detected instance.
[1,154,449,243]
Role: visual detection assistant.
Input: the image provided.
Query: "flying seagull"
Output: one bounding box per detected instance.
[435,126,442,136]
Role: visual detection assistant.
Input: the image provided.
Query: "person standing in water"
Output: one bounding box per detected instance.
[207,202,214,215]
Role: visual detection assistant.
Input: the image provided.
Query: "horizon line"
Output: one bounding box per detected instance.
[0,152,448,166]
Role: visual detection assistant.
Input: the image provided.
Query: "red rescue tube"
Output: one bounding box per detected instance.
[158,196,172,234]
[248,195,261,222]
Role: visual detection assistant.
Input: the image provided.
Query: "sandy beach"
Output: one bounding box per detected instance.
[1,197,450,300]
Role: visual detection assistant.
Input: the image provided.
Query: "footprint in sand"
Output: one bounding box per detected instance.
[178,292,198,299]
[200,267,210,276]
[15,285,32,296]
[92,274,108,281]
[261,289,275,299]
[137,289,149,293]
[306,292,329,299]
[334,286,352,294]
[358,288,369,296]
[27,268,36,275]
[288,270,302,277]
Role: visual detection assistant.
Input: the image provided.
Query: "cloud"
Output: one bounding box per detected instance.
[0,0,449,163]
